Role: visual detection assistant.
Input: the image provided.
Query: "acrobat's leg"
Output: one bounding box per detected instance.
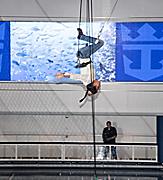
[77,34,104,58]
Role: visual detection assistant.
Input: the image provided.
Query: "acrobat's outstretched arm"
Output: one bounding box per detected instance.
[55,72,70,79]
[55,72,87,85]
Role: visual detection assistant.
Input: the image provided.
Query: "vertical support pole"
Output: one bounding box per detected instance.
[61,144,65,160]
[15,144,18,160]
[109,145,112,159]
[132,145,135,160]
[157,116,163,163]
[38,144,41,160]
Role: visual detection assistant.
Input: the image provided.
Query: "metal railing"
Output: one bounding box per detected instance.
[0,142,157,162]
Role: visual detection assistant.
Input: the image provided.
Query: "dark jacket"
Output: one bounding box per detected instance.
[102,126,117,144]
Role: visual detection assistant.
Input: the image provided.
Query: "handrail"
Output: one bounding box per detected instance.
[0,142,157,162]
[0,141,157,145]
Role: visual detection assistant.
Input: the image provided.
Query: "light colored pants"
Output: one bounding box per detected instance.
[97,146,117,160]
[76,34,104,58]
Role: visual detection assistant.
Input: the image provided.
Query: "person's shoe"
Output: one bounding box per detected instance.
[103,156,107,160]
[77,28,83,39]
[106,157,111,160]
[112,156,117,160]
[96,155,103,160]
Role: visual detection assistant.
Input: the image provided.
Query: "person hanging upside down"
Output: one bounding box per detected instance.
[55,28,104,102]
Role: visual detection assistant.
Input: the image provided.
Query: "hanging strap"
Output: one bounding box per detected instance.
[78,0,82,30]
[79,0,95,103]
[97,0,119,39]
[89,0,94,83]
[77,0,83,65]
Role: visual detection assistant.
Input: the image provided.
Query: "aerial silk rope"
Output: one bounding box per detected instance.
[77,0,83,66]
[86,0,97,178]
[89,0,94,83]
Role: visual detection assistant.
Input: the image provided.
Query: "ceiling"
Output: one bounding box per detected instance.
[0,0,163,22]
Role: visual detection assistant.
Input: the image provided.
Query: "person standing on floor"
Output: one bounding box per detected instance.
[102,120,117,159]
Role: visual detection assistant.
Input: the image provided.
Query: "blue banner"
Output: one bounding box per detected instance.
[0,22,10,80]
[116,22,163,81]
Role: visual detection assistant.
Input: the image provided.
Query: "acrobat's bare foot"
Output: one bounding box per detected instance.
[55,72,64,79]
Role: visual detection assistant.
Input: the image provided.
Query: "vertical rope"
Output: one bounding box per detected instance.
[86,0,97,178]
[77,0,83,65]
[97,0,119,38]
[89,0,94,83]
[78,1,97,176]
[79,0,82,27]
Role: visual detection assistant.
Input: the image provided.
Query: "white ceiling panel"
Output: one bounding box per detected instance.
[0,0,163,22]
[38,0,83,19]
[0,0,45,20]
[112,0,163,18]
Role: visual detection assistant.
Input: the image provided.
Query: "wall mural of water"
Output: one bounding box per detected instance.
[10,22,116,83]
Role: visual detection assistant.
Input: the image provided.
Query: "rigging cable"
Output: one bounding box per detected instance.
[86,0,97,178]
[89,0,94,83]
[77,0,83,65]
[97,0,119,39]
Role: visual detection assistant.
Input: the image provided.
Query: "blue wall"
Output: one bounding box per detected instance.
[0,22,10,80]
[116,22,163,82]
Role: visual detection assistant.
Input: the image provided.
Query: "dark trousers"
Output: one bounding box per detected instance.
[103,146,117,159]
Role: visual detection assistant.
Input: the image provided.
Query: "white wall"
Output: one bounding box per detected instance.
[0,82,158,143]
[0,114,156,143]
[0,82,162,115]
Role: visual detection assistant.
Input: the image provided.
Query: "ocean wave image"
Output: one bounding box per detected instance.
[10,22,116,83]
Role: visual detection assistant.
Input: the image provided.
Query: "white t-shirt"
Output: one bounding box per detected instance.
[69,58,95,86]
